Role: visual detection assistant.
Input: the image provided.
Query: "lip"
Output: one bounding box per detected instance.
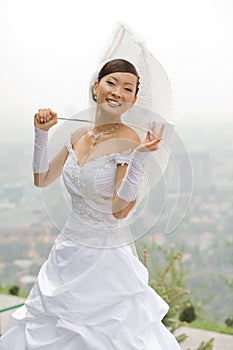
[106,99,122,107]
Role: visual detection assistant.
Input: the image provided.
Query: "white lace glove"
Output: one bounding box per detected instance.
[116,148,151,202]
[32,127,49,173]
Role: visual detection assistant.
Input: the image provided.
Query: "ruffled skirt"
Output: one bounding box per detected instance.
[0,237,181,349]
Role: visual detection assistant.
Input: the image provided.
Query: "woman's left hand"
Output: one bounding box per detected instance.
[136,121,165,152]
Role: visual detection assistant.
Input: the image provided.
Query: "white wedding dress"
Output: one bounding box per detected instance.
[0,139,181,350]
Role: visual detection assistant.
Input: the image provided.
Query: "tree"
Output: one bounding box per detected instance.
[138,242,214,349]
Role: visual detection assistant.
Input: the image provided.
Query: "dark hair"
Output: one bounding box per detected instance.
[92,58,140,102]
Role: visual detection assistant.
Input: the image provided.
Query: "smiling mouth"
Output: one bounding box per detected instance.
[106,99,122,107]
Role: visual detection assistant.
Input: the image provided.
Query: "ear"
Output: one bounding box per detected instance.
[130,95,137,107]
[92,80,99,96]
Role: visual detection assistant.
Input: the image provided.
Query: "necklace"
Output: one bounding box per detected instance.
[88,123,122,150]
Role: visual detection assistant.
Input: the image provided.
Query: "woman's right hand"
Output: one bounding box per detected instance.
[34,108,57,131]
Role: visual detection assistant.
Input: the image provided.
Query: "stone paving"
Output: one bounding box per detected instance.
[0,294,26,335]
[176,326,233,350]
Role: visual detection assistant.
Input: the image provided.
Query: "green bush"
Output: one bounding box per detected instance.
[138,242,214,350]
[179,303,196,323]
[9,285,20,296]
[225,317,233,328]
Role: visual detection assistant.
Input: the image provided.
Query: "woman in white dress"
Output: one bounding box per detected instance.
[0,58,181,350]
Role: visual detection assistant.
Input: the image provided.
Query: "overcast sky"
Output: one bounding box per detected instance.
[0,0,232,141]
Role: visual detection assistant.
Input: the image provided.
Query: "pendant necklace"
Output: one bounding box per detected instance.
[88,123,122,150]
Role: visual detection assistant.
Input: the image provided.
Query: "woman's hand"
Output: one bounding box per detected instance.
[136,121,165,152]
[34,108,57,131]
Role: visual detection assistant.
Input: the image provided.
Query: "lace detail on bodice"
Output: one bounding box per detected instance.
[62,139,133,215]
[56,139,139,249]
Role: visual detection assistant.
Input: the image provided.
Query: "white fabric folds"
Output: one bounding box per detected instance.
[1,135,181,349]
[117,148,151,202]
[32,127,49,173]
[0,23,182,350]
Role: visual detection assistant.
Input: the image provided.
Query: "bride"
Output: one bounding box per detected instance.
[0,58,181,349]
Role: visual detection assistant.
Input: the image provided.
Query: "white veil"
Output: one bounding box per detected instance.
[43,23,188,254]
[89,22,173,121]
[88,23,176,213]
[87,23,177,255]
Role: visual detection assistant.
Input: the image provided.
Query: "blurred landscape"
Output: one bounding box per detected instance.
[0,119,232,325]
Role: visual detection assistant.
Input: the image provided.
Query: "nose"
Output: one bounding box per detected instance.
[111,86,122,99]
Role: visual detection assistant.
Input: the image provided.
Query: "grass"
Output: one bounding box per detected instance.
[0,285,28,298]
[187,319,233,335]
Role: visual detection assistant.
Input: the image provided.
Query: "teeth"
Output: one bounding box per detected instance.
[107,99,121,106]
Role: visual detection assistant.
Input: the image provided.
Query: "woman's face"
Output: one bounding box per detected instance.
[93,72,138,116]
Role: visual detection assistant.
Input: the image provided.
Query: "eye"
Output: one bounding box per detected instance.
[125,88,133,92]
[106,81,115,85]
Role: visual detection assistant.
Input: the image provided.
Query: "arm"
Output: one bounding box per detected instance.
[33,108,80,187]
[112,128,141,219]
[34,144,68,188]
[33,109,57,187]
[33,108,67,188]
[112,122,165,219]
[112,162,137,219]
[33,108,90,188]
[33,122,89,188]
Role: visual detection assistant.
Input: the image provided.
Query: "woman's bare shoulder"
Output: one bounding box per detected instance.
[117,124,141,151]
[120,124,141,143]
[71,125,91,144]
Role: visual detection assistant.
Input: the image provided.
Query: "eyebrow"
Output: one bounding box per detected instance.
[108,75,134,87]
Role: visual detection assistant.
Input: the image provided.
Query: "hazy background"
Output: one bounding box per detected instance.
[0,0,232,142]
[0,0,233,326]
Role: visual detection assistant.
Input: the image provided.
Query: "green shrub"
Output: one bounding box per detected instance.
[139,242,214,349]
[225,317,233,328]
[179,303,196,323]
[9,285,20,296]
